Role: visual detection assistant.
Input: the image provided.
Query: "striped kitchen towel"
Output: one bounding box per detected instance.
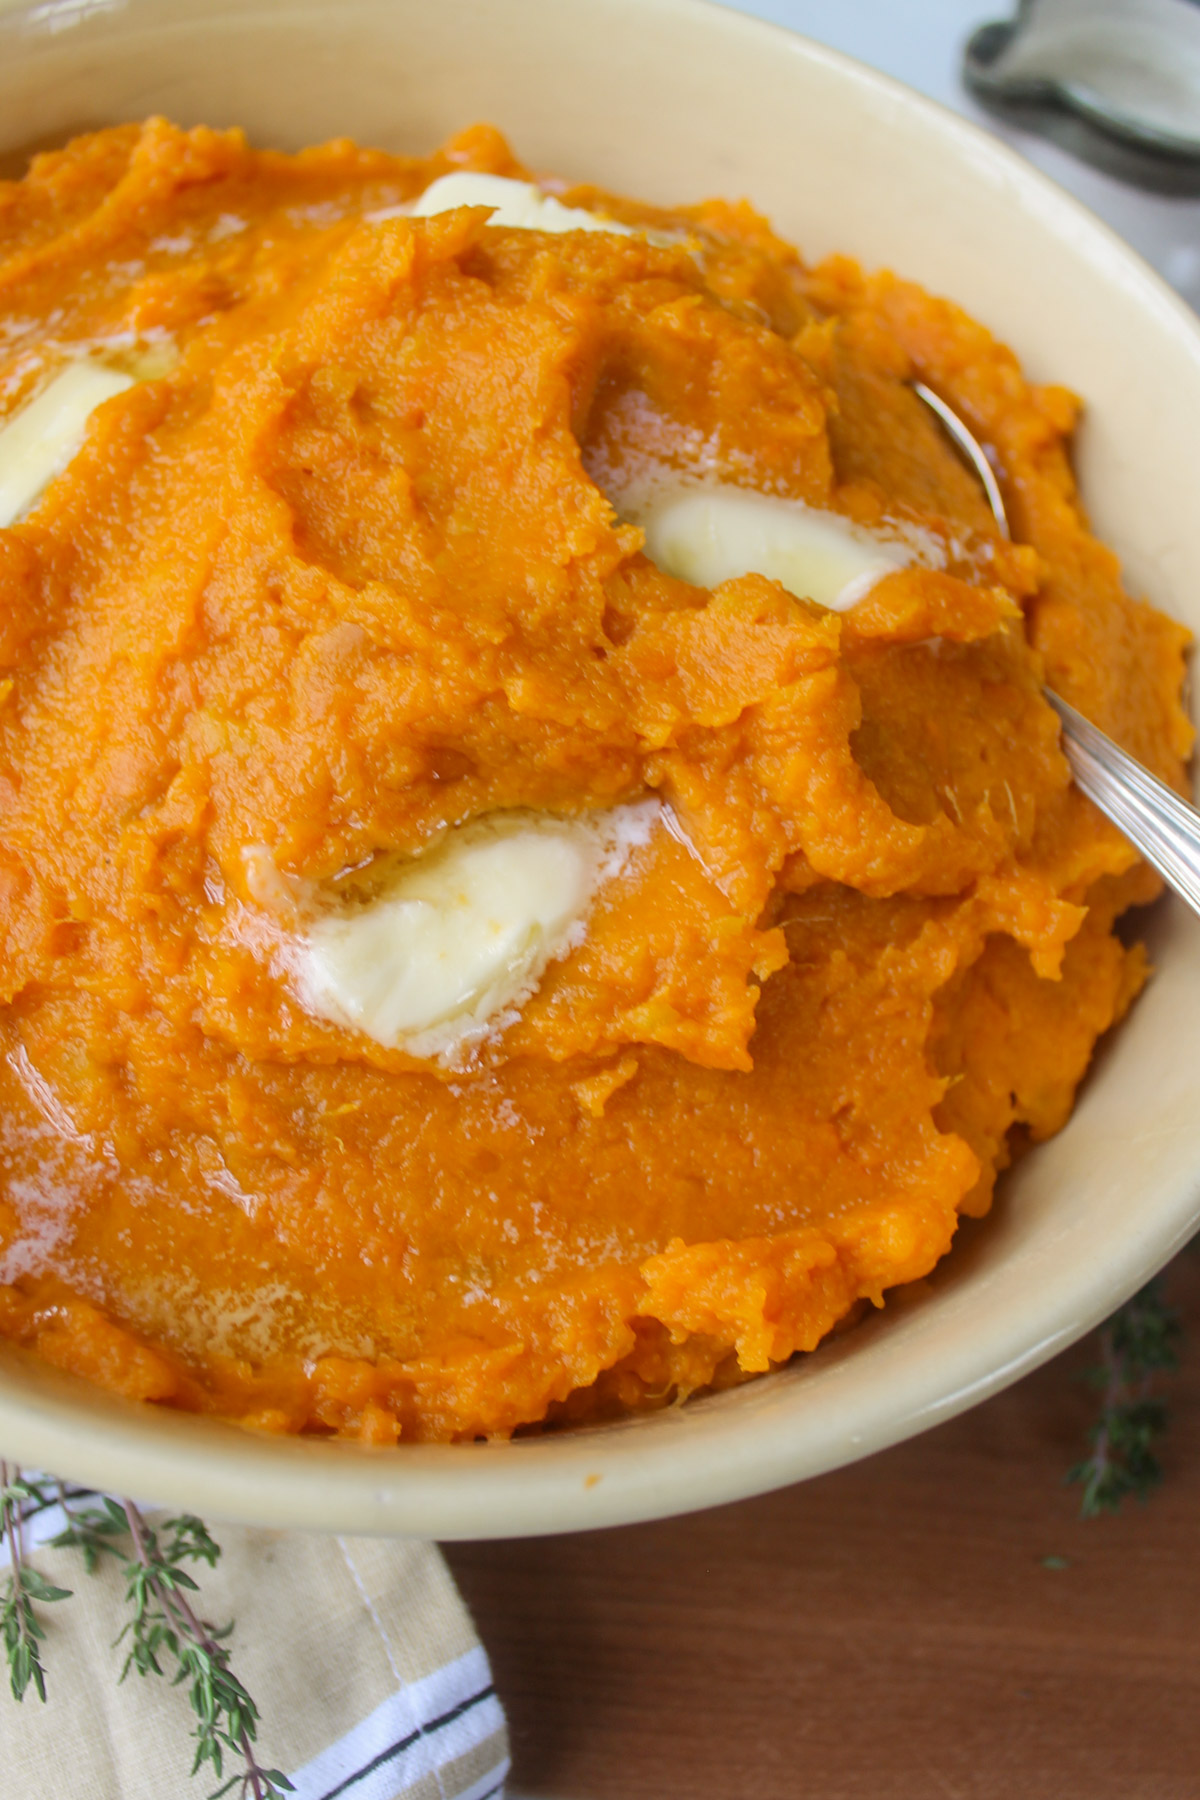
[1,1476,509,1800]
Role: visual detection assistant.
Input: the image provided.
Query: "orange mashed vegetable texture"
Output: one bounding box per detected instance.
[0,120,1190,1443]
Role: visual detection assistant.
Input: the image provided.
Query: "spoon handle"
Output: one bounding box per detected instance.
[1046,689,1200,917]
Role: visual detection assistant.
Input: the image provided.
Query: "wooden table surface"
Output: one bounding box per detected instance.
[446,1249,1200,1800]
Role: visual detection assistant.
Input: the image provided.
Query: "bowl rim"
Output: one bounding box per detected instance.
[1,0,1200,1539]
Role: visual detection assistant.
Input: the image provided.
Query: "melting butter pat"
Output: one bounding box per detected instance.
[630,483,921,612]
[412,171,637,238]
[0,361,135,528]
[299,805,656,1058]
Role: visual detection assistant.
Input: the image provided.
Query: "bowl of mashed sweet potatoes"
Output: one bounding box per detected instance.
[0,0,1198,1538]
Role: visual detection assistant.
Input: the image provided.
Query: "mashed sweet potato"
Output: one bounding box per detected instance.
[0,120,1190,1441]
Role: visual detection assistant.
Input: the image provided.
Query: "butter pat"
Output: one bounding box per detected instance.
[411,171,636,238]
[299,805,656,1058]
[0,361,134,527]
[630,483,919,611]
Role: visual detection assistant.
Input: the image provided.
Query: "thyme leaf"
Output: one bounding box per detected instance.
[1067,1276,1183,1517]
[48,1482,126,1574]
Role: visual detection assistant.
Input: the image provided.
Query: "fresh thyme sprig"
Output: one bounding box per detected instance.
[1,1469,292,1800]
[1,1463,72,1701]
[104,1497,294,1800]
[1067,1275,1183,1516]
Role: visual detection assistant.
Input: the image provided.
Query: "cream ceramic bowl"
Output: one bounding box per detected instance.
[1,0,1199,1540]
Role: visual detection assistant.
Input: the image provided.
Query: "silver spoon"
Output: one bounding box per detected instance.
[913,380,1200,916]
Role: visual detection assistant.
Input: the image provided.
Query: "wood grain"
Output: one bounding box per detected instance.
[446,1250,1200,1799]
